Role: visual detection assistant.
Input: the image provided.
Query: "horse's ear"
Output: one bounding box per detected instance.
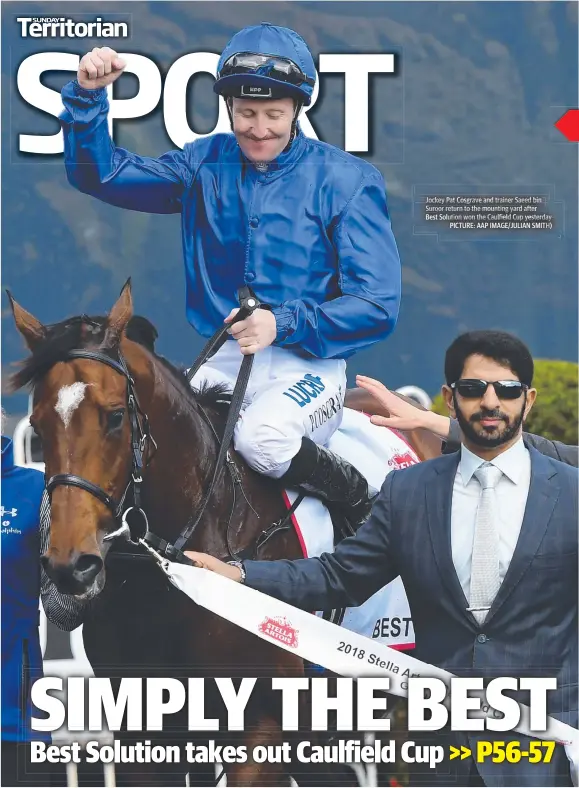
[6,291,46,351]
[102,279,133,349]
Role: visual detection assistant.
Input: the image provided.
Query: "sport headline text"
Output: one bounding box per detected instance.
[17,52,396,153]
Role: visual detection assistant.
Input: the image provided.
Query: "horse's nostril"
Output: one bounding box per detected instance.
[73,554,103,584]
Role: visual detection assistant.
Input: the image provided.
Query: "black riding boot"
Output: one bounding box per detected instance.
[281,437,375,531]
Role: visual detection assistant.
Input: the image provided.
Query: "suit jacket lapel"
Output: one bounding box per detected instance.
[486,446,559,622]
[425,453,474,620]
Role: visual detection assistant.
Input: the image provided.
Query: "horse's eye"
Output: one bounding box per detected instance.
[106,410,125,432]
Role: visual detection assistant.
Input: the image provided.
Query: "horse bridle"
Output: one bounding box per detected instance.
[41,302,254,560]
[45,349,156,540]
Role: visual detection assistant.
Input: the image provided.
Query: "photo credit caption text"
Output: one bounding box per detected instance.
[421,194,555,232]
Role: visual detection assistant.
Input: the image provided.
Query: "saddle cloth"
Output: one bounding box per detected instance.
[282,408,418,650]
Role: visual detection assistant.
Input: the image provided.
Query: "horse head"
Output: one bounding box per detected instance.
[8,281,149,598]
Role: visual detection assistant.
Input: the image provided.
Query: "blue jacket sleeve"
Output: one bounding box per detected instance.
[270,172,401,359]
[243,472,399,611]
[59,80,191,214]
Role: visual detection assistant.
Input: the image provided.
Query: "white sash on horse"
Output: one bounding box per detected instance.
[283,408,419,649]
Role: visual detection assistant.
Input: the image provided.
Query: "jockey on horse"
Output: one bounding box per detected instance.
[60,22,401,531]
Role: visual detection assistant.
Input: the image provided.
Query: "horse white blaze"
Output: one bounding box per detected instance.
[55,382,91,428]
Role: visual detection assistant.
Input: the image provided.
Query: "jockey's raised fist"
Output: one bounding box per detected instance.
[77,47,126,90]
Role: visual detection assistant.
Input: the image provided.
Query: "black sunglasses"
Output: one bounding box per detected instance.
[451,379,528,400]
[220,52,316,88]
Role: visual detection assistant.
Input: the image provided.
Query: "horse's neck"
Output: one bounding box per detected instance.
[122,341,285,558]
[402,427,442,461]
[124,342,220,539]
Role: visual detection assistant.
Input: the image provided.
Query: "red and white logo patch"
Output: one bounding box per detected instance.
[258,616,299,648]
[388,451,417,470]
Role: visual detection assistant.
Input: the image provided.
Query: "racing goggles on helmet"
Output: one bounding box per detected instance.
[219,52,315,89]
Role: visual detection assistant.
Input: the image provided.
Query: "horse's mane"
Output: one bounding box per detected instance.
[9,314,233,415]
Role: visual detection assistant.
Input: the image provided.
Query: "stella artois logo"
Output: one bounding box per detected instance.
[388,451,417,470]
[258,616,299,648]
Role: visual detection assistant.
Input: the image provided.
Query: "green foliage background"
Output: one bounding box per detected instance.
[430,360,578,445]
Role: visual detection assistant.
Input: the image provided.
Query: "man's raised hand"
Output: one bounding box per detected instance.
[356,375,451,438]
[77,47,126,90]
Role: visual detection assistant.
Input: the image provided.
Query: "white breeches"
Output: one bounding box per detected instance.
[189,341,347,478]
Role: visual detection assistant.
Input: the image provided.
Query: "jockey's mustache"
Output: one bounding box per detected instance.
[241,131,282,142]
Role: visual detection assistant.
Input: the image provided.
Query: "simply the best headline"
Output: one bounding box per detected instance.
[32,675,557,734]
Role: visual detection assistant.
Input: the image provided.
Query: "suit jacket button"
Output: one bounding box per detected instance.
[477,633,488,644]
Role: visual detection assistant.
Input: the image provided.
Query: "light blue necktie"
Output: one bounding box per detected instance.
[468,463,503,625]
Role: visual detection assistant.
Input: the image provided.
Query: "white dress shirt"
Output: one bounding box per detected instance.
[451,438,531,601]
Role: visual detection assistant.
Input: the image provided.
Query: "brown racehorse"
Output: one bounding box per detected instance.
[8,283,438,787]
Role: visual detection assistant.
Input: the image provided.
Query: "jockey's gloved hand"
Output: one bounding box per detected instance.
[225,308,277,355]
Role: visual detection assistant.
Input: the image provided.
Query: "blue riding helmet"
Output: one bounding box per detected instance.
[214,23,316,106]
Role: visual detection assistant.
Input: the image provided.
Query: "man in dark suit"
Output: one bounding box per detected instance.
[187,330,578,787]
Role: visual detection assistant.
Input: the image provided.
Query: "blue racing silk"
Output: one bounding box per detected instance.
[60,81,401,360]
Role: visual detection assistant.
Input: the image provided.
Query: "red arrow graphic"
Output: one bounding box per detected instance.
[555,109,579,142]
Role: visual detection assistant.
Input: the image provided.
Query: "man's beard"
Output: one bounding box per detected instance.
[454,394,526,448]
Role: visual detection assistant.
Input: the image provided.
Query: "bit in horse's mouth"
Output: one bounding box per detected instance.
[75,589,96,600]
